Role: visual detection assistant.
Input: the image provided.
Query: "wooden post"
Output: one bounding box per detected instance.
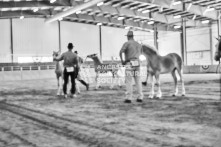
[154,24,158,50]
[209,24,213,65]
[10,19,14,63]
[99,25,102,60]
[58,21,61,52]
[181,3,187,65]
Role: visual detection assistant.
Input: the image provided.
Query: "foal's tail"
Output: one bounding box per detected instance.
[172,53,183,72]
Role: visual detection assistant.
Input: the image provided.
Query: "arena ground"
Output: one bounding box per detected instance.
[0,73,220,147]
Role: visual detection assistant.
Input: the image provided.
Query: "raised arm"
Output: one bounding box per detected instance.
[53,53,64,61]
[119,42,127,65]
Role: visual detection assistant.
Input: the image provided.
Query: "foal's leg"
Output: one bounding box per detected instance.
[177,69,185,96]
[171,70,178,96]
[110,71,115,89]
[142,71,149,86]
[149,74,155,99]
[95,72,100,90]
[57,76,63,95]
[116,67,125,88]
[56,76,60,95]
[76,81,80,94]
[155,73,162,98]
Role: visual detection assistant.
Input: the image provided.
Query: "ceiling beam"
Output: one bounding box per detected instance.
[128,0,217,20]
[88,4,208,27]
[0,0,70,8]
[45,0,104,23]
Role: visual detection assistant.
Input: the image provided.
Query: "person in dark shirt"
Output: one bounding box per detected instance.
[53,43,78,98]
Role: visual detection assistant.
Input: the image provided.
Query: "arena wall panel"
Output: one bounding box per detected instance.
[60,22,99,59]
[183,65,219,73]
[134,30,155,47]
[186,27,211,65]
[0,71,21,81]
[101,27,154,61]
[101,26,128,61]
[211,24,219,65]
[0,19,11,63]
[187,28,210,52]
[38,70,55,79]
[12,18,59,62]
[158,31,182,57]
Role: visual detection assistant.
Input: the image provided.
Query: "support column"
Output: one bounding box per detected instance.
[218,10,221,36]
[181,3,187,65]
[99,25,102,60]
[10,18,13,63]
[58,21,61,52]
[154,24,158,50]
[209,24,213,65]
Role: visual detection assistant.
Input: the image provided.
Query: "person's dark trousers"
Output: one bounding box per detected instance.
[63,68,76,94]
[79,79,87,87]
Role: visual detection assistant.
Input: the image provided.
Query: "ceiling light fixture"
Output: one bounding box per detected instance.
[76,10,82,14]
[50,0,56,3]
[206,7,215,12]
[174,15,181,19]
[159,7,163,12]
[97,1,104,6]
[201,20,210,24]
[125,26,130,30]
[20,15,24,19]
[149,30,154,33]
[142,9,150,13]
[137,8,143,12]
[192,15,196,20]
[148,21,154,25]
[187,3,192,11]
[97,22,102,25]
[173,1,181,5]
[117,16,125,20]
[33,7,39,12]
[174,25,181,29]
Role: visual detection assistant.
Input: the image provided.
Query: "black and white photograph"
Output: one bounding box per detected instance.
[0,0,221,146]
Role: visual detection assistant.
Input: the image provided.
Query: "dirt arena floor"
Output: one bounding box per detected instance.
[0,74,221,147]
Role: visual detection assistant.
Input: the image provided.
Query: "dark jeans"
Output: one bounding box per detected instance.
[63,67,77,94]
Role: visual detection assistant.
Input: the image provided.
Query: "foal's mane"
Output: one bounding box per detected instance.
[142,44,159,56]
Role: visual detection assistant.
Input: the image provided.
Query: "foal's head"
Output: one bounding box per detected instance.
[215,37,221,62]
[87,53,102,64]
[87,54,98,59]
[53,51,61,61]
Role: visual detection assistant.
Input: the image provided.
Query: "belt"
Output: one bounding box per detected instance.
[64,65,77,68]
[125,58,139,63]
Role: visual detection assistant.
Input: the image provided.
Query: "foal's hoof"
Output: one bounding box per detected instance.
[172,94,176,97]
[136,99,143,103]
[148,96,154,99]
[124,99,132,103]
[142,82,147,86]
[181,94,185,97]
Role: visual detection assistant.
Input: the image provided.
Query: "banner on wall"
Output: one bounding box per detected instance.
[200,65,210,72]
